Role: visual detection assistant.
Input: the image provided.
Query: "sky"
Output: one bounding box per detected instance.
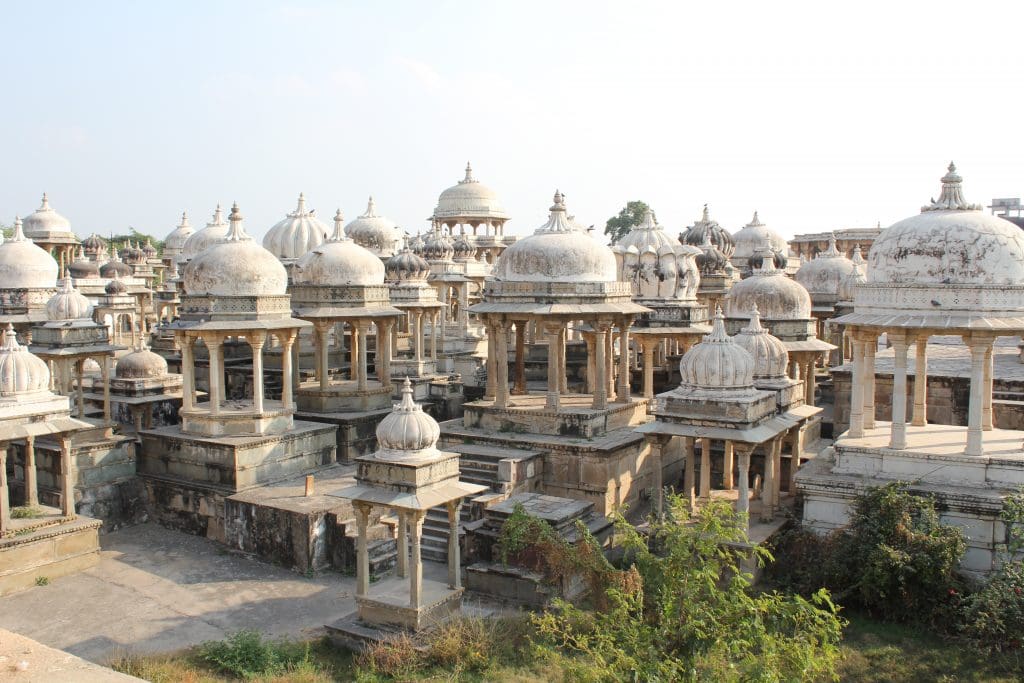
[2,0,1022,244]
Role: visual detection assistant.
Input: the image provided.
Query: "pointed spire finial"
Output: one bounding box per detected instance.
[551,190,565,211]
[922,160,981,211]
[750,211,762,226]
[40,193,50,210]
[12,216,26,242]
[330,208,346,241]
[225,202,248,241]
[212,204,224,225]
[296,192,307,215]
[702,203,709,222]
[363,196,377,218]
[462,162,475,183]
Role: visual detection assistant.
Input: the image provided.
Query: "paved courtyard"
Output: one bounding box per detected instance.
[0,523,367,665]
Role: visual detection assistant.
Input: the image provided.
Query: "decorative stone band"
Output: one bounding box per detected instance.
[853,283,1024,315]
[178,294,294,320]
[289,284,394,307]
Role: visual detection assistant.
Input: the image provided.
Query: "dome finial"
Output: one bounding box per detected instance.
[744,303,765,333]
[212,204,224,225]
[851,243,865,265]
[922,160,981,212]
[550,190,565,212]
[40,193,50,210]
[296,193,307,215]
[2,323,15,349]
[225,202,249,242]
[749,211,762,226]
[330,208,346,241]
[12,216,26,242]
[706,305,729,341]
[702,203,709,221]
[364,196,377,217]
[462,162,475,183]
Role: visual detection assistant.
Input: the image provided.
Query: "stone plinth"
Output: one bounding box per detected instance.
[355,580,464,631]
[295,407,392,463]
[0,513,101,596]
[462,394,649,439]
[296,382,392,413]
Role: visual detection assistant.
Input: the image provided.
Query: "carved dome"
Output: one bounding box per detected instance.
[681,205,735,258]
[22,193,75,241]
[733,304,789,380]
[868,163,1024,285]
[183,203,288,297]
[494,191,617,283]
[452,234,476,261]
[385,248,431,283]
[180,205,229,262]
[0,325,51,397]
[68,248,100,278]
[163,212,194,257]
[421,230,455,262]
[293,210,385,287]
[695,233,729,275]
[262,193,330,261]
[0,218,60,290]
[433,163,509,223]
[795,234,856,296]
[732,212,789,261]
[612,209,702,301]
[142,239,158,258]
[374,378,442,460]
[727,261,812,320]
[677,310,755,391]
[120,242,146,265]
[345,197,403,258]
[82,233,107,258]
[46,278,94,321]
[838,262,866,302]
[105,274,128,295]
[116,342,168,379]
[99,259,132,278]
[747,241,788,271]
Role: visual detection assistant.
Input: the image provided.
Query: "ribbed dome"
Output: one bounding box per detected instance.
[344,197,403,257]
[452,234,475,260]
[695,232,729,274]
[421,231,454,261]
[120,242,146,265]
[408,233,426,254]
[68,248,100,278]
[732,212,789,261]
[0,217,60,290]
[727,261,812,320]
[733,304,788,380]
[386,248,431,282]
[82,233,107,257]
[0,325,51,397]
[116,342,168,379]
[22,193,75,240]
[678,310,755,391]
[433,163,509,221]
[495,191,617,283]
[262,193,330,261]
[681,205,735,258]
[46,278,94,320]
[184,203,288,297]
[105,274,128,295]
[868,163,1024,285]
[180,205,230,262]
[99,259,132,278]
[375,378,442,460]
[747,241,789,271]
[142,239,158,258]
[163,212,194,256]
[795,234,856,296]
[293,210,385,286]
[615,209,680,254]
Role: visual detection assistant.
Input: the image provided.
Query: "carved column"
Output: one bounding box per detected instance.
[722,440,734,490]
[181,334,194,411]
[484,320,497,401]
[584,333,596,394]
[282,331,295,409]
[494,318,510,409]
[648,435,668,519]
[605,327,616,401]
[357,321,369,391]
[447,500,462,589]
[889,333,909,449]
[617,318,630,401]
[378,321,392,388]
[642,340,655,400]
[546,322,563,410]
[513,320,527,395]
[983,344,994,431]
[789,426,803,493]
[354,503,370,597]
[410,510,425,609]
[848,335,865,438]
[208,336,223,416]
[699,437,712,500]
[965,335,992,456]
[60,437,74,517]
[251,331,266,414]
[76,359,85,418]
[683,436,696,510]
[760,439,776,522]
[863,334,876,430]
[101,354,112,429]
[912,335,928,426]
[0,446,9,535]
[558,327,568,395]
[592,320,608,410]
[396,511,408,578]
[736,445,752,529]
[24,435,38,508]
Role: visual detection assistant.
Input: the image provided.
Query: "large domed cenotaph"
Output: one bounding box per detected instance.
[797,163,1024,577]
[430,162,512,265]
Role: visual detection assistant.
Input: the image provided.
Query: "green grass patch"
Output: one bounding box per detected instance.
[11,506,43,519]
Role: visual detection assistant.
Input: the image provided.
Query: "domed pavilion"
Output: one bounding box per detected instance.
[798,163,1024,577]
[795,233,857,353]
[0,217,61,337]
[21,194,80,275]
[162,211,195,265]
[430,162,512,265]
[731,211,789,277]
[345,197,403,259]
[384,248,445,387]
[263,193,330,266]
[682,205,735,313]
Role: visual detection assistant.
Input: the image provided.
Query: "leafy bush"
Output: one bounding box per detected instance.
[199,630,314,679]
[11,506,42,519]
[960,561,1024,650]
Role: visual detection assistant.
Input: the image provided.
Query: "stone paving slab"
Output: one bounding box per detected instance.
[0,628,141,682]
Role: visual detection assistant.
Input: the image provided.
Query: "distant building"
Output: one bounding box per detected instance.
[789,227,882,261]
[989,198,1024,229]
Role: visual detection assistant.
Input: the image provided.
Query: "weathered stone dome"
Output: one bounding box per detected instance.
[747,241,788,271]
[99,259,132,278]
[678,310,755,390]
[105,274,128,295]
[494,191,617,283]
[421,231,455,262]
[727,261,812,320]
[22,193,75,241]
[262,193,330,261]
[116,342,168,379]
[868,163,1024,285]
[180,205,229,262]
[795,234,856,296]
[163,212,194,257]
[0,325,50,396]
[838,262,866,302]
[385,248,431,282]
[433,162,509,222]
[142,239,158,258]
[82,233,107,258]
[345,197,403,258]
[452,234,475,261]
[733,304,788,380]
[46,278,94,321]
[681,205,735,258]
[732,211,789,261]
[695,232,729,274]
[0,218,60,290]
[68,248,100,278]
[184,204,288,297]
[375,378,441,460]
[293,210,385,287]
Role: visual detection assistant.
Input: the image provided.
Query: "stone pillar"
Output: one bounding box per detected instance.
[771,435,783,508]
[484,320,497,401]
[546,322,563,410]
[494,319,510,409]
[606,327,616,401]
[722,440,734,490]
[208,336,223,416]
[76,359,85,418]
[965,336,992,456]
[181,335,194,411]
[592,321,608,410]
[642,340,655,400]
[414,312,424,363]
[60,438,74,517]
[410,511,425,609]
[513,320,527,395]
[737,446,751,529]
[378,321,392,388]
[447,500,462,589]
[397,511,408,578]
[314,324,329,391]
[863,335,876,430]
[354,503,370,597]
[804,358,816,406]
[760,440,776,522]
[357,322,369,391]
[430,311,439,361]
[617,319,630,401]
[789,427,803,493]
[0,447,9,534]
[889,333,909,449]
[849,336,865,438]
[101,355,111,428]
[699,438,712,500]
[683,436,696,510]
[282,332,295,409]
[558,327,568,394]
[24,435,38,508]
[648,436,666,519]
[584,334,596,394]
[251,332,266,414]
[983,344,993,431]
[291,335,301,394]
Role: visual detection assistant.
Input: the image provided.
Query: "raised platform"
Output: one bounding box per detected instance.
[297,381,392,413]
[0,511,101,596]
[294,407,392,463]
[463,393,649,438]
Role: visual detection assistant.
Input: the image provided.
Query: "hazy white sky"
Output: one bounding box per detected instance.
[2,1,1022,243]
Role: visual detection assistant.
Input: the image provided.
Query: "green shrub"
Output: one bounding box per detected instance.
[960,561,1024,650]
[198,630,313,679]
[34,576,49,586]
[11,506,42,519]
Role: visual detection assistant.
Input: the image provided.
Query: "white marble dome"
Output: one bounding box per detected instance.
[727,260,812,320]
[68,248,100,278]
[433,163,509,222]
[183,203,288,297]
[838,262,866,302]
[0,218,60,290]
[22,193,74,240]
[733,304,788,380]
[163,213,195,257]
[732,212,789,261]
[46,278,94,320]
[678,310,755,390]
[495,191,617,283]
[116,342,168,379]
[0,325,50,397]
[868,163,1024,285]
[795,234,856,296]
[293,210,385,286]
[345,197,403,258]
[180,205,229,263]
[375,378,441,460]
[262,193,330,261]
[681,205,735,258]
[385,248,431,282]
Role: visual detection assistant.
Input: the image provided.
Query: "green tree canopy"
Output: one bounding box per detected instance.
[604,200,649,244]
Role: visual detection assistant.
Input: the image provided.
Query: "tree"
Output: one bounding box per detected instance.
[604,200,649,244]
